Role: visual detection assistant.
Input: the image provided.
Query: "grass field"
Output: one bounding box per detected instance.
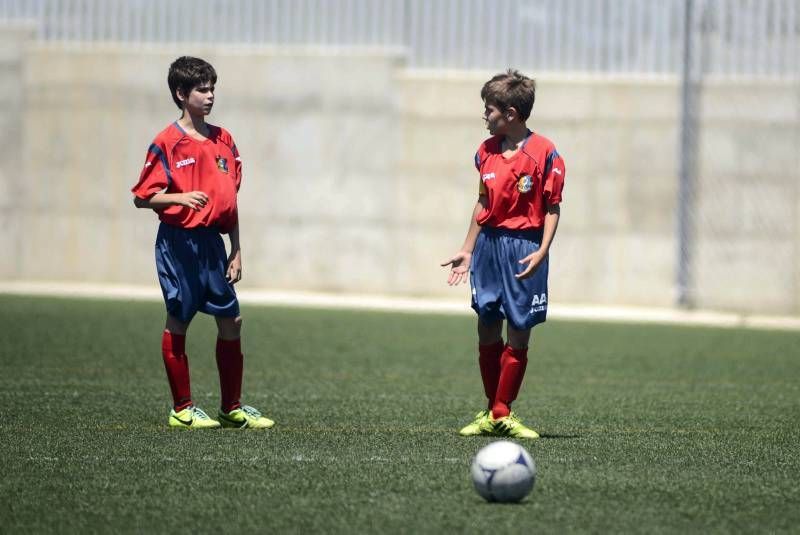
[1,295,799,534]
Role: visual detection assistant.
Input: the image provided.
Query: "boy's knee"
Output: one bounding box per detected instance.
[477,318,503,344]
[230,316,243,334]
[506,327,531,350]
[217,315,242,339]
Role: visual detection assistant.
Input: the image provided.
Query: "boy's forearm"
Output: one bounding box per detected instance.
[460,198,486,253]
[538,204,561,255]
[228,223,241,252]
[133,193,180,209]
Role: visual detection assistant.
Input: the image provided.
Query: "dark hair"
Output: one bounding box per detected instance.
[480,69,537,121]
[167,56,217,109]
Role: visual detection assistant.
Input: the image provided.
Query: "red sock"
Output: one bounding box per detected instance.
[161,331,192,411]
[216,338,243,413]
[478,340,504,410]
[492,345,528,419]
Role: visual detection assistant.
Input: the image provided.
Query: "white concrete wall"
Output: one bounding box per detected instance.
[0,25,32,281]
[2,28,799,314]
[693,81,800,313]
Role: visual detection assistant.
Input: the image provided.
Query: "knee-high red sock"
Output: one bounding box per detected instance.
[162,331,192,411]
[216,338,243,413]
[492,345,528,418]
[478,340,504,410]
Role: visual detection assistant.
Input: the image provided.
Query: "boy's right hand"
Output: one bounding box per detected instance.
[177,191,208,211]
[441,252,472,286]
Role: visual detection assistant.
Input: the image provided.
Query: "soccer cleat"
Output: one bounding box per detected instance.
[492,412,540,439]
[218,404,275,429]
[459,410,494,436]
[169,406,222,429]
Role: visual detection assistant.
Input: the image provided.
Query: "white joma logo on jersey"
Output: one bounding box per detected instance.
[176,157,196,168]
[552,168,562,175]
[482,172,496,181]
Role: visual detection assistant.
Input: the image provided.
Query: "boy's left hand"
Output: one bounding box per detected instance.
[226,250,242,284]
[515,250,546,280]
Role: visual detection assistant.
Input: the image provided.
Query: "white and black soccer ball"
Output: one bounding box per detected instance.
[471,440,536,503]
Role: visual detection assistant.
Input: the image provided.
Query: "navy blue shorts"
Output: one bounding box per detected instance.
[470,226,549,330]
[155,222,240,323]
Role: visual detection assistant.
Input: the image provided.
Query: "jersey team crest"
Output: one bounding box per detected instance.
[216,156,229,173]
[517,174,533,193]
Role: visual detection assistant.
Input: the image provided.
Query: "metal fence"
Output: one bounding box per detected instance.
[1,0,798,77]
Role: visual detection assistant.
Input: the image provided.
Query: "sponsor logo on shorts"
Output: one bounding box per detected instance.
[175,157,196,168]
[530,293,547,313]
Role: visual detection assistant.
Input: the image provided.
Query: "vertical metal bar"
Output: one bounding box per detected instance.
[460,0,471,69]
[424,0,432,67]
[741,0,751,77]
[497,0,508,70]
[102,0,111,42]
[656,1,667,74]
[677,0,700,308]
[592,0,602,72]
[563,0,574,71]
[767,0,778,76]
[269,0,278,44]
[35,0,45,40]
[644,0,652,74]
[619,0,629,72]
[431,0,441,68]
[121,0,130,44]
[611,0,619,71]
[539,0,550,71]
[737,0,745,77]
[632,0,640,72]
[597,0,610,72]
[550,0,560,73]
[583,0,590,71]
[76,0,84,42]
[131,0,140,45]
[447,0,457,68]
[412,0,423,67]
[360,0,369,45]
[370,0,379,45]
[392,0,402,47]
[786,0,797,77]
[756,0,768,76]
[716,0,725,78]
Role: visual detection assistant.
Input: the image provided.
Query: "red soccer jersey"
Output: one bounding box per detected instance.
[474,132,565,230]
[131,122,242,233]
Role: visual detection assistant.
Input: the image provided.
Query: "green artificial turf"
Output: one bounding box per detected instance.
[0,295,798,534]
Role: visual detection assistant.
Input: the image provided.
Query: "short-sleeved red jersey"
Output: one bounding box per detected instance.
[131,122,242,233]
[474,131,565,230]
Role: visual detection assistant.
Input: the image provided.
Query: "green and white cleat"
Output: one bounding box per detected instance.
[169,406,222,429]
[492,412,540,440]
[459,410,494,436]
[218,405,275,429]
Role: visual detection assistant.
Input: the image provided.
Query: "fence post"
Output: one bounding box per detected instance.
[676,0,701,308]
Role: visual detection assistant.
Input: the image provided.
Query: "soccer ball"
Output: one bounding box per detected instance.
[470,440,536,503]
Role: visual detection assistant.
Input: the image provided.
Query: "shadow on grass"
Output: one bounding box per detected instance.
[539,433,581,439]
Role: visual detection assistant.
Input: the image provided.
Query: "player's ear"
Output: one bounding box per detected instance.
[175,87,186,104]
[507,107,518,121]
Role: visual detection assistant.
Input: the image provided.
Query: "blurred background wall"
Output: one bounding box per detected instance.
[1,0,798,314]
